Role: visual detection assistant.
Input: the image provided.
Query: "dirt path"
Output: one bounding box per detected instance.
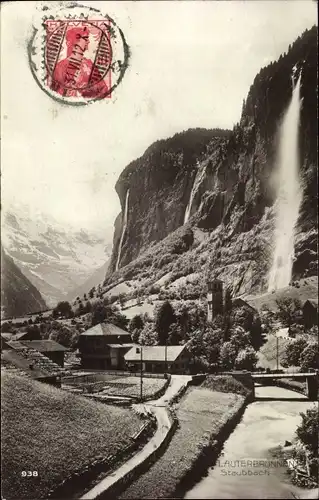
[81,375,192,500]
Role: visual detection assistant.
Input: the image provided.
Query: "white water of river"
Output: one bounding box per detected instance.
[115,189,130,271]
[185,385,315,499]
[268,71,303,291]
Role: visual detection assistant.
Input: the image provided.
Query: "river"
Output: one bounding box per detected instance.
[185,385,317,499]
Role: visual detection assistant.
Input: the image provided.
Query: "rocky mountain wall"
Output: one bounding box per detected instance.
[107,26,317,294]
[1,246,47,319]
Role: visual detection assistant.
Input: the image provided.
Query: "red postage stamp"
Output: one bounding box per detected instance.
[45,20,112,99]
[29,5,129,105]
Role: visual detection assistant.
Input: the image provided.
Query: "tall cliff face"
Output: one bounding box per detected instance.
[110,129,231,271]
[1,246,47,319]
[107,26,317,296]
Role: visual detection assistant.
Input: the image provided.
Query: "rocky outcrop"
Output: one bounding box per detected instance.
[106,26,317,295]
[1,246,47,318]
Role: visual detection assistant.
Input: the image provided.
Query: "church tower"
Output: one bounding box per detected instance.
[207,278,223,322]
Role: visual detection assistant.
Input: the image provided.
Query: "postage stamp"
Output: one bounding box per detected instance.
[28,4,129,105]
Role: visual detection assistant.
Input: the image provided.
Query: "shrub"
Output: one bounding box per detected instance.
[275,297,302,328]
[296,407,319,457]
[299,342,319,372]
[281,338,308,367]
[235,347,258,371]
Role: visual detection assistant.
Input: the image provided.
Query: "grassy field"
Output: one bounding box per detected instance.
[1,371,142,500]
[201,375,252,396]
[244,276,318,313]
[97,376,167,399]
[63,374,167,399]
[120,386,245,499]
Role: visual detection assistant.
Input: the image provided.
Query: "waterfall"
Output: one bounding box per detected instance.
[184,162,206,224]
[268,70,302,291]
[115,189,130,271]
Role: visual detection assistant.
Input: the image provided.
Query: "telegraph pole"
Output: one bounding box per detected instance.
[140,347,143,402]
[276,336,279,371]
[165,342,168,376]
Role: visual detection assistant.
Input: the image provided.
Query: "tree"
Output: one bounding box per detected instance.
[296,407,319,456]
[275,297,302,330]
[129,315,144,333]
[84,301,92,314]
[229,326,251,351]
[91,301,109,326]
[168,323,183,345]
[76,301,84,317]
[139,323,158,346]
[131,329,141,343]
[300,342,319,372]
[118,293,126,308]
[230,306,263,349]
[235,347,258,371]
[220,342,237,370]
[281,338,308,367]
[53,301,72,318]
[155,301,176,345]
[202,325,223,365]
[49,325,76,348]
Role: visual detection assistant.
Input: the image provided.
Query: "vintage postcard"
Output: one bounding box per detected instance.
[1,1,318,499]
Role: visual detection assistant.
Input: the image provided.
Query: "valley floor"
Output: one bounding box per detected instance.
[119,383,247,499]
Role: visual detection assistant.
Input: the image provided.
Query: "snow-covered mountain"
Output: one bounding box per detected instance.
[1,204,112,307]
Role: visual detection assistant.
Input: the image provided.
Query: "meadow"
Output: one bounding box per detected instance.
[1,371,142,499]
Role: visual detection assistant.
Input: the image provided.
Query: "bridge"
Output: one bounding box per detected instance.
[251,372,318,400]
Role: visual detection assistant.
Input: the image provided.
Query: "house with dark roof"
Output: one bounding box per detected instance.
[302,298,318,330]
[8,340,67,367]
[1,335,12,351]
[1,347,63,386]
[124,345,190,374]
[78,323,133,370]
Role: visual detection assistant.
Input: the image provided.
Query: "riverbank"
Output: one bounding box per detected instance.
[80,375,191,500]
[186,385,315,499]
[120,376,251,499]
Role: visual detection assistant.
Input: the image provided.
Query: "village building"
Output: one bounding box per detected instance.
[10,330,42,341]
[1,335,12,351]
[124,345,190,374]
[7,340,67,367]
[1,346,63,387]
[232,297,258,313]
[78,322,133,370]
[302,299,318,330]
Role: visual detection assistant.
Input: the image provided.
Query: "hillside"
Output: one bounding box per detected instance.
[102,26,317,302]
[1,371,142,499]
[1,246,47,319]
[66,260,110,302]
[2,204,111,307]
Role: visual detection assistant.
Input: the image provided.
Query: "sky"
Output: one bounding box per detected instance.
[1,0,317,238]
